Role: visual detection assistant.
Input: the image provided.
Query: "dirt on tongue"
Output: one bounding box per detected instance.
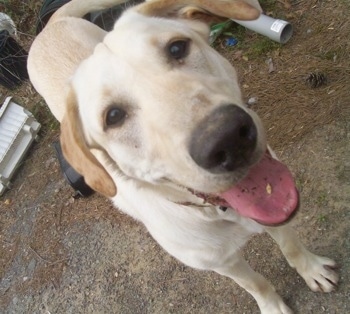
[220,153,299,225]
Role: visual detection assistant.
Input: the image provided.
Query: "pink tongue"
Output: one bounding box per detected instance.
[220,153,298,225]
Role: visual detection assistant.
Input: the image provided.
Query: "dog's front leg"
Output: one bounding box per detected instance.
[265,226,339,293]
[214,252,293,314]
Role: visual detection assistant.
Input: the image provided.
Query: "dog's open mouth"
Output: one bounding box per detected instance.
[192,152,299,226]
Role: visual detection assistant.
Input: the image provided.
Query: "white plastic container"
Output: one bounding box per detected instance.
[233,14,293,44]
[0,97,41,195]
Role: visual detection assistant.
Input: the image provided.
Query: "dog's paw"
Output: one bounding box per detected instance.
[296,252,339,293]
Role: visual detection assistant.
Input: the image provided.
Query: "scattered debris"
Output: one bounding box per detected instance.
[306,72,328,88]
[247,97,258,106]
[0,12,17,36]
[232,50,243,60]
[4,198,12,205]
[266,183,272,195]
[224,37,238,47]
[209,20,233,44]
[267,57,276,73]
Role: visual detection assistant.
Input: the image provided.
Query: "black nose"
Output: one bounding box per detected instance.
[189,105,257,173]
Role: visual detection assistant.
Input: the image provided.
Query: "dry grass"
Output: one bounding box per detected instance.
[217,1,350,150]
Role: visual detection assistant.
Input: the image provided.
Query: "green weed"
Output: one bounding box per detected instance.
[247,37,281,58]
[318,214,327,223]
[316,192,328,206]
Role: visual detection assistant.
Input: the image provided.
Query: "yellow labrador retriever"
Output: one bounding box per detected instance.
[28,0,338,312]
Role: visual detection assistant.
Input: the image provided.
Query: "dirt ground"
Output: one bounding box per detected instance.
[0,0,349,313]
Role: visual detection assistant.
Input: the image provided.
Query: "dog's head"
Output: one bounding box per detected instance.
[61,0,298,225]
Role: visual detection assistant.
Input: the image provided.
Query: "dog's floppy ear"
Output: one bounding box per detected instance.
[60,88,117,197]
[135,0,260,22]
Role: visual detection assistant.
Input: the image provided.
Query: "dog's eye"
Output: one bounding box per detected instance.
[167,39,190,60]
[105,107,126,127]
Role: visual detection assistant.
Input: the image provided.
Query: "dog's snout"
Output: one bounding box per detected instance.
[189,105,257,173]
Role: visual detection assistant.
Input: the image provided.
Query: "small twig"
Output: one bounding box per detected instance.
[29,245,68,265]
[58,205,64,227]
[16,30,35,38]
[50,279,58,290]
[1,238,16,245]
[48,257,68,266]
[159,278,187,284]
[29,246,49,263]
